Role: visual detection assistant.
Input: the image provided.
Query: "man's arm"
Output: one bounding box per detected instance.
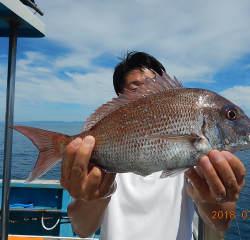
[67,197,111,238]
[185,150,246,231]
[60,136,116,238]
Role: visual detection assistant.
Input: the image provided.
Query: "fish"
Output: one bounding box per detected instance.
[12,72,250,182]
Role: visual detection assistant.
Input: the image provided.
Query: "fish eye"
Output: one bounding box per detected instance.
[225,109,237,121]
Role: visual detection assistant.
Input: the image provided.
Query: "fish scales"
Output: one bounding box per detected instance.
[11,73,250,181]
[79,88,216,175]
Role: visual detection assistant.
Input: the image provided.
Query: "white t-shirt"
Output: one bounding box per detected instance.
[100,172,194,240]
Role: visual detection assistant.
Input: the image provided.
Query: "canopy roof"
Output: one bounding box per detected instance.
[0,0,45,37]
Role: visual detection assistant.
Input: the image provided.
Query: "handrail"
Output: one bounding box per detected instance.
[0,208,62,213]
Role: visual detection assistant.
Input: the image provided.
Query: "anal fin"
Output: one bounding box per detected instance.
[160,167,190,178]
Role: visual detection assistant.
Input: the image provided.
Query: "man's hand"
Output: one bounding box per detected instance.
[185,150,246,231]
[60,136,116,201]
[185,150,246,204]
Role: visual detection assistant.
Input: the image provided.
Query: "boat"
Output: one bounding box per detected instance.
[0,179,100,239]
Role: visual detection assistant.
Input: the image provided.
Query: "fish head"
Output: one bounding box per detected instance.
[211,101,250,152]
[197,89,250,153]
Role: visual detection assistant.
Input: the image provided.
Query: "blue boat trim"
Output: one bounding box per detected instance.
[0,179,79,237]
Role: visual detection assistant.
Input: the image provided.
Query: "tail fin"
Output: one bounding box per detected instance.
[11,126,70,183]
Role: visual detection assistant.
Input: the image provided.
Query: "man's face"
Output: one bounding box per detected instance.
[122,68,155,93]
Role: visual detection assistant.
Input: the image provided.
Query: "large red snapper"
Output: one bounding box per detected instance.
[12,72,250,182]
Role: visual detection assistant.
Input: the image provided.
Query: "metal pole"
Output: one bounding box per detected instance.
[1,21,18,240]
[198,215,205,240]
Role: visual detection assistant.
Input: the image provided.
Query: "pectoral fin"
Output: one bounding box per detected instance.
[144,133,202,151]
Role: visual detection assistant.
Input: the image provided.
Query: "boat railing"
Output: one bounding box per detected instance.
[193,208,225,240]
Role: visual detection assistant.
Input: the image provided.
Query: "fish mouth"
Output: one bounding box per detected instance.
[246,132,250,143]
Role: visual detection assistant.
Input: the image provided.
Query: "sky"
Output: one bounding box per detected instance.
[1,0,250,122]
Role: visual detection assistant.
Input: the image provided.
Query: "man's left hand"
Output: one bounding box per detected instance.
[185,150,246,204]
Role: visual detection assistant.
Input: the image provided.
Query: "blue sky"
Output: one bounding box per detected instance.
[1,0,250,122]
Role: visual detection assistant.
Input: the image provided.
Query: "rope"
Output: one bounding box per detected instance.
[41,216,60,230]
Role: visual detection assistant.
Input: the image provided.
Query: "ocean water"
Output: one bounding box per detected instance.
[0,123,249,239]
[226,149,250,240]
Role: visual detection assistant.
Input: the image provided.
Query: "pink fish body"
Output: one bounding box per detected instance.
[12,72,250,182]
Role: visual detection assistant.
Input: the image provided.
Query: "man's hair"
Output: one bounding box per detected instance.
[113,51,165,95]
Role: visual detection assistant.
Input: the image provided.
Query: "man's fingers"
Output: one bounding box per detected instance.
[71,136,95,172]
[185,167,210,202]
[195,166,205,180]
[84,166,106,200]
[199,154,227,203]
[66,136,96,199]
[186,150,245,204]
[68,136,95,186]
[98,172,117,198]
[208,150,240,201]
[60,135,116,201]
[60,137,82,188]
[221,151,246,188]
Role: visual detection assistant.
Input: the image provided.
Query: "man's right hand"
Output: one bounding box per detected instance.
[60,136,116,201]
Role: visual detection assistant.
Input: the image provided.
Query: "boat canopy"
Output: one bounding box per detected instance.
[0,0,45,37]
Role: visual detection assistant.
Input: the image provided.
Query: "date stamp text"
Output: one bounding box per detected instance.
[212,211,250,219]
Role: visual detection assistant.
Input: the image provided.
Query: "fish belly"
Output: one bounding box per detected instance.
[89,126,213,176]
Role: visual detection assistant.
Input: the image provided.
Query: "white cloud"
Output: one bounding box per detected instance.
[2,0,250,121]
[0,50,116,121]
[34,0,250,80]
[53,53,93,69]
[220,86,250,116]
[14,60,115,106]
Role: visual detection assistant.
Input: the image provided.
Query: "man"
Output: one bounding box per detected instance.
[60,52,246,240]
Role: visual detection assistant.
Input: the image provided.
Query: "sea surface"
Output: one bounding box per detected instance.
[0,123,249,239]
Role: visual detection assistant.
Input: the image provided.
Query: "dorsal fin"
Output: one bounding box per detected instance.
[81,72,183,132]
